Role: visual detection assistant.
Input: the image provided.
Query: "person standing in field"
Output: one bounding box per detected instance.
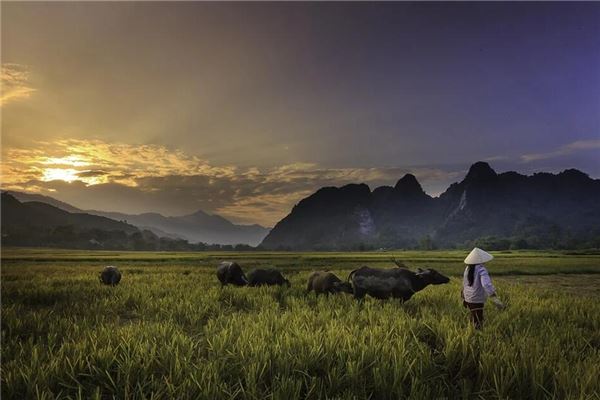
[461,247,505,329]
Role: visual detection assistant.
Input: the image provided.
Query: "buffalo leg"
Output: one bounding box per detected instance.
[353,287,366,300]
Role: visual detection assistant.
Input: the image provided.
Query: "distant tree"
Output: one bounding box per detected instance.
[51,225,77,244]
[419,235,435,250]
[475,236,510,251]
[510,238,529,250]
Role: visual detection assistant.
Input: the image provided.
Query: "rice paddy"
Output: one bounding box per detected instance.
[2,248,599,399]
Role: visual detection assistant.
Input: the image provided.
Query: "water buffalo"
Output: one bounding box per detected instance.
[348,266,449,301]
[247,269,290,287]
[99,266,122,286]
[306,271,353,295]
[217,261,248,286]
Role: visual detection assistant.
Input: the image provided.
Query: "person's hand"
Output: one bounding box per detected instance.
[490,296,506,310]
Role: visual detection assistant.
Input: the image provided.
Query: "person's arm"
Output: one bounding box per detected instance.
[480,266,505,309]
[479,266,496,296]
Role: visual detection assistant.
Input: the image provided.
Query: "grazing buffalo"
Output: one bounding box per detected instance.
[217,261,248,286]
[306,271,353,295]
[348,266,449,301]
[247,269,291,287]
[99,266,122,286]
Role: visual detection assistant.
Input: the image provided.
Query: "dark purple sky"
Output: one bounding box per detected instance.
[2,2,599,224]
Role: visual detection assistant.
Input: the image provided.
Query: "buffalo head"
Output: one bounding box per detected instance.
[332,281,353,294]
[416,268,450,285]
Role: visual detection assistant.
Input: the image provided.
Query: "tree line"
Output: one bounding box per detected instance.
[2,223,599,251]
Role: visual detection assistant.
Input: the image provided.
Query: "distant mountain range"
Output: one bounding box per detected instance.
[1,193,140,248]
[4,191,83,213]
[260,162,600,250]
[84,210,269,246]
[4,191,270,246]
[4,161,600,251]
[2,193,138,234]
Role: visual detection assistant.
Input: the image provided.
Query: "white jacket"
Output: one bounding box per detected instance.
[463,264,496,303]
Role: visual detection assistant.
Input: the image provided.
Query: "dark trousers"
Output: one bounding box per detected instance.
[463,301,484,329]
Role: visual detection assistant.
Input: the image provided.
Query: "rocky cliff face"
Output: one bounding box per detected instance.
[260,162,600,250]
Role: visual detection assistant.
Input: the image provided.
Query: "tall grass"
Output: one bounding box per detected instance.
[2,251,600,399]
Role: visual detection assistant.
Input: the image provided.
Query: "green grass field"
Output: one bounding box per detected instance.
[2,248,600,399]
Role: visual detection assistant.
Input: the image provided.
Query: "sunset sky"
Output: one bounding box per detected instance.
[2,2,599,226]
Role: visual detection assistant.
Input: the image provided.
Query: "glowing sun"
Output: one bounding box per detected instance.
[42,168,79,183]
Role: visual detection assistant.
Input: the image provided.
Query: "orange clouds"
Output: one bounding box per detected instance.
[0,64,36,106]
[1,139,235,188]
[1,139,463,225]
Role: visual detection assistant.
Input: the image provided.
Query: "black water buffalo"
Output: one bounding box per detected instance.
[99,266,122,286]
[306,271,353,295]
[247,269,290,287]
[348,266,449,301]
[217,261,248,286]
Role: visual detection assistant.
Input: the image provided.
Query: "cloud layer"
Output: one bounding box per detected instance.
[0,64,36,106]
[521,140,600,162]
[1,139,463,225]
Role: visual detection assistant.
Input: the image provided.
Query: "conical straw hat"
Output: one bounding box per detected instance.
[464,247,494,265]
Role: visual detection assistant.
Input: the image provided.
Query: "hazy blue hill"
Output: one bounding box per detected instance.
[261,162,600,250]
[88,209,270,246]
[6,191,270,246]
